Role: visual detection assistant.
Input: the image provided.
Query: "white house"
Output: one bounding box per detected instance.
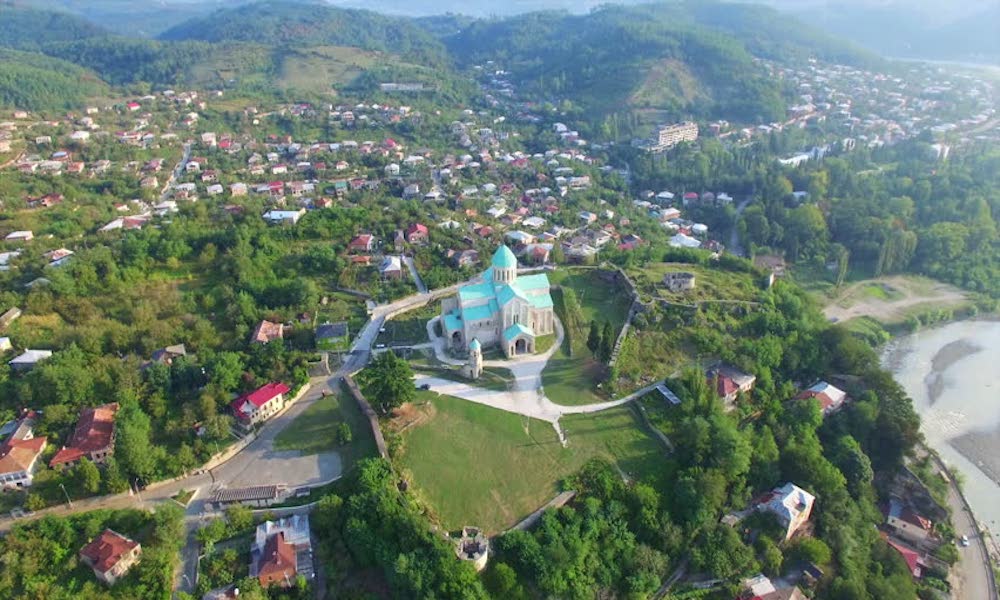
[756,483,815,541]
[262,209,306,225]
[231,382,290,429]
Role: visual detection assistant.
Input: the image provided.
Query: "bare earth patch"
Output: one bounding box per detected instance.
[822,276,968,324]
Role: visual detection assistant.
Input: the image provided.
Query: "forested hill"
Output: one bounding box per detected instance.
[158,1,450,68]
[438,2,879,124]
[0,4,108,51]
[0,49,109,111]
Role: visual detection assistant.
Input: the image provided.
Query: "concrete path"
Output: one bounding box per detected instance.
[403,255,428,294]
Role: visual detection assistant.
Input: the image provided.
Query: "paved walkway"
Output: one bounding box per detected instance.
[415,316,650,441]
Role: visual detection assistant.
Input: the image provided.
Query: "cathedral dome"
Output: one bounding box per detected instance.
[491,245,517,269]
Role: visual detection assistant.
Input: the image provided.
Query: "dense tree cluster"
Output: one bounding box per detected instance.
[0,505,184,600]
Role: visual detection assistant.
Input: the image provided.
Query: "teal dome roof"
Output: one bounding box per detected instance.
[492,245,517,269]
[469,338,481,351]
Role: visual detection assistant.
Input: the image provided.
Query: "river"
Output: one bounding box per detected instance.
[883,320,1000,541]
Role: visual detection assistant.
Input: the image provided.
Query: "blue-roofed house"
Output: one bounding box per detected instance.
[440,245,555,358]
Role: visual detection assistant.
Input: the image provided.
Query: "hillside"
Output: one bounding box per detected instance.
[159,1,450,68]
[0,4,107,51]
[0,49,109,111]
[442,6,780,124]
[23,0,230,38]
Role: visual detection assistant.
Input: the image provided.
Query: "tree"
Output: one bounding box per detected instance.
[357,351,415,415]
[600,321,615,363]
[587,320,601,355]
[74,458,101,495]
[114,403,155,481]
[336,422,353,445]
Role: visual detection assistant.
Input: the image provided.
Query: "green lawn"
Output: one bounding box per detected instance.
[628,262,760,305]
[376,303,438,346]
[398,392,669,533]
[543,270,632,406]
[273,391,377,469]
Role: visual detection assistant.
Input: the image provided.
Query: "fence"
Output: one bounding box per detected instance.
[343,375,389,459]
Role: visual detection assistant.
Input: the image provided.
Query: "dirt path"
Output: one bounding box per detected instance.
[822,276,967,323]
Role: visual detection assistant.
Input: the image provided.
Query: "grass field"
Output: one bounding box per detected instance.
[628,262,760,305]
[543,270,632,406]
[375,303,438,346]
[273,391,377,468]
[397,392,669,533]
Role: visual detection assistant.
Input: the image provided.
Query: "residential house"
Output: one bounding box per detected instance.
[4,230,33,243]
[449,249,479,268]
[402,184,420,199]
[315,322,349,351]
[44,248,75,268]
[8,349,52,371]
[348,234,375,253]
[0,306,21,329]
[578,211,597,225]
[250,515,313,588]
[883,534,929,579]
[251,320,285,344]
[149,344,187,366]
[50,403,120,468]
[406,223,429,244]
[886,498,935,544]
[230,182,248,197]
[0,336,11,352]
[262,209,306,225]
[706,365,756,405]
[380,255,404,280]
[0,251,17,271]
[796,381,848,416]
[0,410,47,490]
[756,482,815,541]
[231,382,291,429]
[79,529,141,585]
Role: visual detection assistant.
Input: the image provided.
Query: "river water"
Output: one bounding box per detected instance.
[883,320,1000,540]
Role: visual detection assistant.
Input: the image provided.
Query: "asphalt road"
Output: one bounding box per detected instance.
[945,473,996,600]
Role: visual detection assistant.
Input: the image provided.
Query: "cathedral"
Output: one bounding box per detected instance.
[441,245,555,358]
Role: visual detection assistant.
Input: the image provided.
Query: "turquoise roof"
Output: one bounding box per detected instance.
[497,284,529,306]
[515,273,550,291]
[462,302,497,322]
[492,245,518,269]
[527,292,554,310]
[503,323,535,342]
[443,311,463,332]
[458,281,495,302]
[469,338,481,351]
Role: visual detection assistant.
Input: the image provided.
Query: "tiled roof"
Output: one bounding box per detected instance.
[256,531,297,585]
[50,403,119,467]
[0,436,46,474]
[252,320,284,343]
[79,529,139,574]
[231,383,290,415]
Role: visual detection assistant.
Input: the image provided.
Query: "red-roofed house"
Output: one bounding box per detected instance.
[79,529,142,585]
[796,381,847,416]
[50,403,119,468]
[406,223,429,244]
[882,534,928,579]
[251,320,284,344]
[255,531,297,587]
[231,382,291,429]
[348,234,375,253]
[707,365,756,406]
[0,410,47,489]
